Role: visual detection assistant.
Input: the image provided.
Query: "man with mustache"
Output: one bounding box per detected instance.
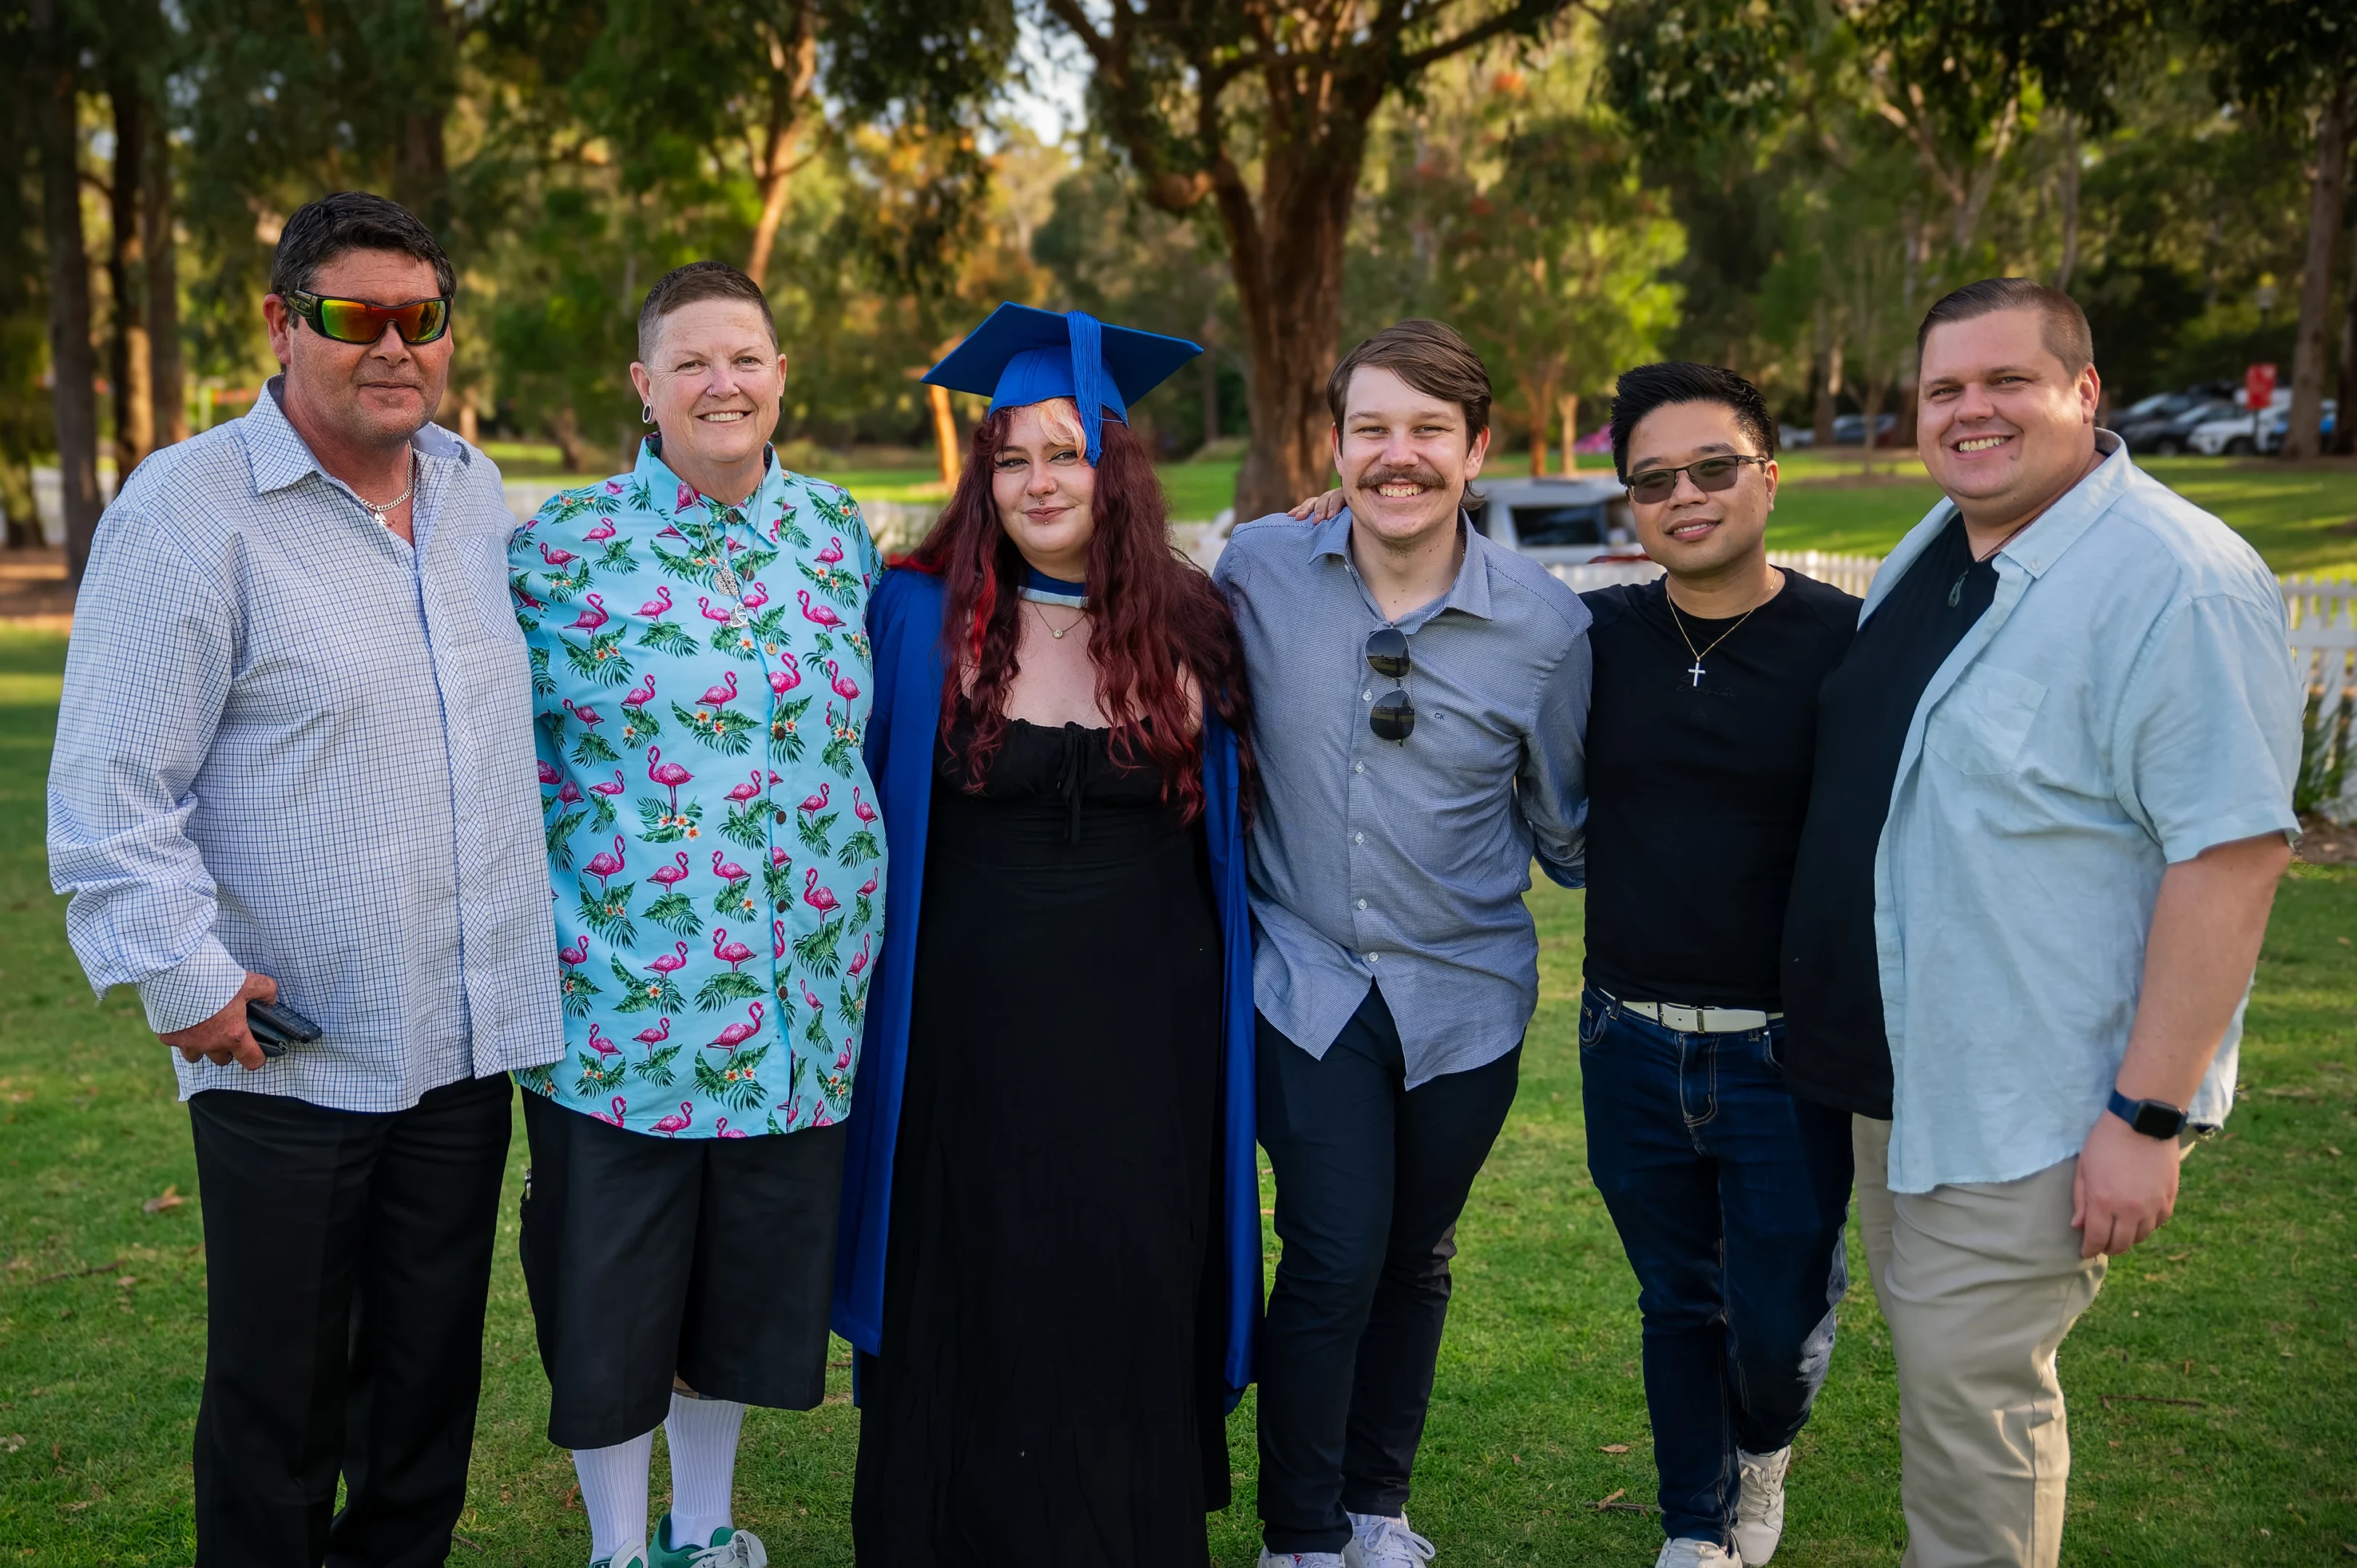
[49,192,561,1567]
[1216,319,1589,1568]
[1780,279,2300,1568]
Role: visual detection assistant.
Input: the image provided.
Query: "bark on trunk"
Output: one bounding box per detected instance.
[34,0,102,584]
[2053,110,2081,294]
[1813,300,1841,450]
[927,384,960,488]
[545,407,604,474]
[746,0,818,290]
[1558,393,1579,473]
[1860,379,1886,478]
[2285,80,2352,462]
[0,456,38,550]
[1202,339,1220,452]
[144,107,186,447]
[2334,203,2357,457]
[108,78,154,475]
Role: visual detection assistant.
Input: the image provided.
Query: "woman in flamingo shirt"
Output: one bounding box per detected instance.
[510,261,884,1568]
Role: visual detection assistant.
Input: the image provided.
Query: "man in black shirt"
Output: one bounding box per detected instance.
[1580,364,1857,1568]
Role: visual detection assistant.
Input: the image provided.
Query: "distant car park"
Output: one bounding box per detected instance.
[2113,386,2236,455]
[1831,412,1898,446]
[1472,475,1644,567]
[2185,394,2340,457]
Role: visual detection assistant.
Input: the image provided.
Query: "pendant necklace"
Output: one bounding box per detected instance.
[689,504,751,626]
[1667,593,1759,688]
[1027,598,1086,641]
[357,452,418,528]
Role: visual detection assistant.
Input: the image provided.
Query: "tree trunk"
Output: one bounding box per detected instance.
[1222,126,1367,521]
[2285,79,2352,462]
[746,0,818,290]
[0,454,38,550]
[144,106,186,447]
[544,407,603,474]
[2053,110,2081,294]
[108,78,154,476]
[2334,201,2356,457]
[927,384,959,488]
[1558,392,1579,473]
[1202,341,1220,452]
[34,0,102,585]
[1526,377,1550,476]
[1860,378,1885,478]
[1813,299,1841,449]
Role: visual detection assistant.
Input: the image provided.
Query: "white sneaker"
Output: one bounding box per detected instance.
[1348,1510,1436,1567]
[1732,1445,1791,1565]
[1258,1551,1367,1568]
[1654,1540,1741,1568]
[590,1548,648,1568]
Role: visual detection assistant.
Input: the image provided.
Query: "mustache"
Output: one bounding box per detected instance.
[1356,463,1449,490]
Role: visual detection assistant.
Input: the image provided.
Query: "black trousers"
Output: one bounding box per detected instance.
[187,1074,513,1568]
[1254,989,1521,1553]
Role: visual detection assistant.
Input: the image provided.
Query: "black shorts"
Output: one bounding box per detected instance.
[518,1090,847,1449]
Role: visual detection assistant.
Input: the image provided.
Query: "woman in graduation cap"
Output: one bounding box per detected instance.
[833,303,1263,1566]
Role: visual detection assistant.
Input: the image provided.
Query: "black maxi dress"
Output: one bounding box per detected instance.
[852,714,1230,1568]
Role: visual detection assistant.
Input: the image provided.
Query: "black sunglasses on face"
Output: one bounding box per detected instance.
[1624,453,1770,505]
[1367,626,1414,742]
[285,290,453,346]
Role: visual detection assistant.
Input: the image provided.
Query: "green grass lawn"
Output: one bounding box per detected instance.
[2,621,2352,1565]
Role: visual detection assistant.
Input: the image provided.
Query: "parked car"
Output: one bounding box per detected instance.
[1831,412,1898,446]
[1471,475,1643,566]
[2112,385,2236,454]
[2183,392,2338,457]
[1778,423,1816,449]
[2120,397,2237,456]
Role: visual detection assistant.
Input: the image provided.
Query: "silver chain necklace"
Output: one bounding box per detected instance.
[357,452,418,526]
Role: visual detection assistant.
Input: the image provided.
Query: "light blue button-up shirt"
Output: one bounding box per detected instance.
[1869,433,2300,1193]
[1214,510,1589,1085]
[48,380,563,1114]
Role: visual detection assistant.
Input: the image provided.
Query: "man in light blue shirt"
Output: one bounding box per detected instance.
[1781,279,2298,1568]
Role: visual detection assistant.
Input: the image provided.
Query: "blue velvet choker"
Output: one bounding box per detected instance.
[1017,566,1088,610]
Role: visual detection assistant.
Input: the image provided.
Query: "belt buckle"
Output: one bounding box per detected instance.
[1661,1003,1703,1032]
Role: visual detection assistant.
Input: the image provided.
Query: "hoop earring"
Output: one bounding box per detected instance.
[641,404,655,424]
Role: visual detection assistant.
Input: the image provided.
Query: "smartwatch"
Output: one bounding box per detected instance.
[2107,1088,2189,1140]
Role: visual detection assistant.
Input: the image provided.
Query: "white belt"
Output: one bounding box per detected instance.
[1611,995,1782,1034]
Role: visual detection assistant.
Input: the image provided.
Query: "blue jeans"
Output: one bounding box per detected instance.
[1578,987,1853,1546]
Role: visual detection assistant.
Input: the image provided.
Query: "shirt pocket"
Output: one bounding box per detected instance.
[1924,665,2048,777]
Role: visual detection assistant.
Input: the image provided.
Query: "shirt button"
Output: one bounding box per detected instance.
[1353,832,1364,844]
[1367,953,1381,963]
[1362,689,1372,701]
[1356,898,1368,910]
[1353,761,1365,775]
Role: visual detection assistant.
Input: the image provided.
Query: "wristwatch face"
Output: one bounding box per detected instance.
[2130,1101,2184,1138]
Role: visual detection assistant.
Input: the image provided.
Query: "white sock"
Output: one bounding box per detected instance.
[573,1428,655,1562]
[663,1391,746,1548]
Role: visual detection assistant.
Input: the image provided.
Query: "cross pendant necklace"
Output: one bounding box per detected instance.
[1668,593,1759,690]
[1688,660,1707,687]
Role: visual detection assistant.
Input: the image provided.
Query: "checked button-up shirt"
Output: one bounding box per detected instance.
[48,380,563,1114]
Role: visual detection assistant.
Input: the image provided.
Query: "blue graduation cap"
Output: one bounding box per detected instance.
[922,302,1201,465]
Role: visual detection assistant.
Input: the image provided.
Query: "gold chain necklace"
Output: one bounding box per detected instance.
[1666,593,1759,689]
[1027,598,1086,641]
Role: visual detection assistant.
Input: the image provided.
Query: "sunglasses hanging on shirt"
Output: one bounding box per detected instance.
[1366,626,1415,743]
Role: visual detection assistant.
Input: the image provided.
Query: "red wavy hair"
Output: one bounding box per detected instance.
[899,404,1255,820]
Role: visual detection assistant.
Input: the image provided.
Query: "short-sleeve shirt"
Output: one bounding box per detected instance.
[1580,571,1857,1010]
[1781,433,2300,1193]
[511,438,885,1141]
[1779,520,1996,1112]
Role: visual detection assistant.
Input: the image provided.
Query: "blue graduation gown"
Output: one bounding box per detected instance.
[832,566,1262,1401]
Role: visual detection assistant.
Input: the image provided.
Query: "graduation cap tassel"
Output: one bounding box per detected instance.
[1067,311,1107,466]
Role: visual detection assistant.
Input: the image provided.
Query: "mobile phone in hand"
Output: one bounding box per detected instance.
[246,1000,323,1058]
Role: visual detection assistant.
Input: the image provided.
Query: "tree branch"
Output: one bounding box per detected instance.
[1399,0,1560,74]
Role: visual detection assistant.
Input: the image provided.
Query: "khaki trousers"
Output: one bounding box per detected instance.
[1852,1116,2107,1568]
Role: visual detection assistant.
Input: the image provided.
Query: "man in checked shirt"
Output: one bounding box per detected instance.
[48,192,561,1567]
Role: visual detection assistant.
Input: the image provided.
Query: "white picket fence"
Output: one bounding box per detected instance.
[1549,550,1884,599]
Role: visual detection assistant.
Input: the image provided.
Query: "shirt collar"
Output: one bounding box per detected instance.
[634,433,781,521]
[1990,428,2129,579]
[1314,507,1495,625]
[242,375,468,497]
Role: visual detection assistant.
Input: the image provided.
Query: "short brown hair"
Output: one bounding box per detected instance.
[637,261,777,361]
[1916,277,2093,376]
[1327,319,1491,445]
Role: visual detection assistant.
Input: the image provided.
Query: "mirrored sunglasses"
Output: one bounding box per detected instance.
[285,290,452,346]
[1625,454,1768,506]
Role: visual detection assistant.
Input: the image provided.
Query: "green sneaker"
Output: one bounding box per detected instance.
[651,1513,769,1567]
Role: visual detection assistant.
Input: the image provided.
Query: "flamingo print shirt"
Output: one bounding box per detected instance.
[512,438,885,1140]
